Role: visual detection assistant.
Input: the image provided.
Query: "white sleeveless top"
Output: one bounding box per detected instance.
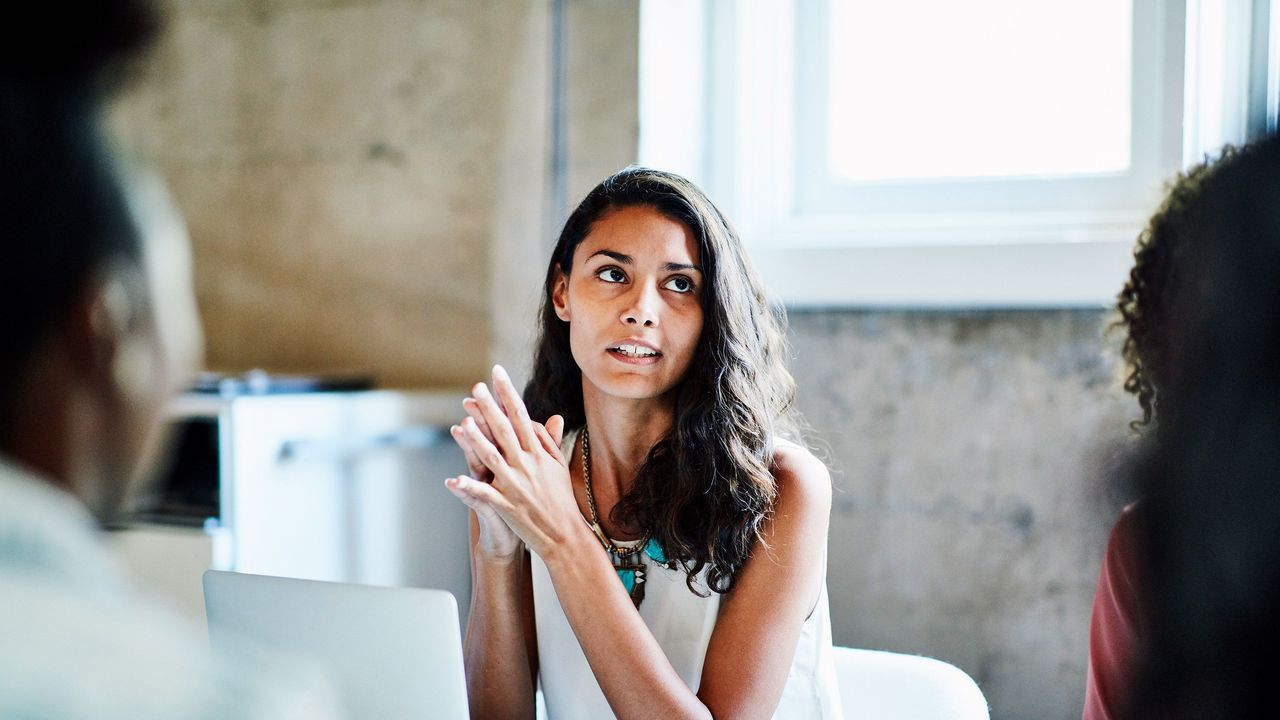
[530,430,844,719]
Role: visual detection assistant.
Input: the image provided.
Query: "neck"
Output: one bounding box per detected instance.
[579,380,675,500]
[4,350,99,505]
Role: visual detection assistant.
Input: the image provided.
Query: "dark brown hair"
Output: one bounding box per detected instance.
[524,167,799,594]
[0,0,160,443]
[1114,144,1256,431]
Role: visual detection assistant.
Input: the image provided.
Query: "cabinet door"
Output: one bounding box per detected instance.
[224,392,471,621]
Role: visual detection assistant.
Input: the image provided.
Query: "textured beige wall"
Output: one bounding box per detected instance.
[111,0,638,388]
[564,0,641,207]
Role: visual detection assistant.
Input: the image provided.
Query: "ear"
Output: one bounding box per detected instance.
[551,268,571,322]
[69,274,152,397]
[63,277,126,381]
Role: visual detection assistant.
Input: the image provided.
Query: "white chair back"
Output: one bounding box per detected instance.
[833,647,989,720]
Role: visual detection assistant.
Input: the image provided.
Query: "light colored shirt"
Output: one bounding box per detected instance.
[531,430,844,719]
[0,455,344,720]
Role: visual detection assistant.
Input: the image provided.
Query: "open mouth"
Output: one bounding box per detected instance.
[607,343,662,360]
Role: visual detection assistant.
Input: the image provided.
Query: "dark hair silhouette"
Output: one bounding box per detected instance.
[0,1,160,442]
[1112,145,1259,432]
[1132,133,1280,718]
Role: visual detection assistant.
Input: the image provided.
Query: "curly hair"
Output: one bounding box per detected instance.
[523,167,799,595]
[1114,145,1255,432]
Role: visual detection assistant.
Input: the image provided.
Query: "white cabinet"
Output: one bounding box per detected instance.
[220,392,471,615]
[126,390,474,624]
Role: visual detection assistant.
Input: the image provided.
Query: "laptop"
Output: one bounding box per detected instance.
[203,570,469,719]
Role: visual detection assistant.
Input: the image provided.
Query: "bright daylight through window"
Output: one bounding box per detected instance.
[827,0,1132,182]
[639,0,1272,306]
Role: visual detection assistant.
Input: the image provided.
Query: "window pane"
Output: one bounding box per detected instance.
[827,0,1133,182]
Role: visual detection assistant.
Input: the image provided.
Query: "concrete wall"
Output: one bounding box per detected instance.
[111,0,637,388]
[791,309,1135,720]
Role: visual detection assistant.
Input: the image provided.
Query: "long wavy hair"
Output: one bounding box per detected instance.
[1113,144,1252,432]
[523,167,799,595]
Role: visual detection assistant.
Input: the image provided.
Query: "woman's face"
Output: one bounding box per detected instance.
[552,205,705,404]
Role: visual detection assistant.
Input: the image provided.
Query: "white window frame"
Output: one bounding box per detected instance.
[639,0,1274,308]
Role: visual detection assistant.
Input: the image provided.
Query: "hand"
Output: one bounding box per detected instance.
[445,365,578,559]
[449,399,521,559]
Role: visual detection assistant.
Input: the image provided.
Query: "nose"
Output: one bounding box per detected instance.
[621,283,660,327]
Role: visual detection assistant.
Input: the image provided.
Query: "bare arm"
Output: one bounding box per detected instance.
[447,402,548,720]
[696,446,832,717]
[459,517,538,720]
[541,523,713,719]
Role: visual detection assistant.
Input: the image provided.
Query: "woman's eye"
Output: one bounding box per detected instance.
[596,267,627,283]
[664,276,695,293]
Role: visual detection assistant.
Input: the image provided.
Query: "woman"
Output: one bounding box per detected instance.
[1127,132,1280,717]
[1083,135,1280,718]
[1082,148,1237,720]
[444,167,841,719]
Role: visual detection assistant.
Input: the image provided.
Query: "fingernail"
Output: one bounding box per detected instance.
[494,364,507,379]
[474,383,491,398]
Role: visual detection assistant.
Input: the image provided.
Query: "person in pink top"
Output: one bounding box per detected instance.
[1083,145,1236,719]
[1083,136,1279,718]
[1082,502,1145,719]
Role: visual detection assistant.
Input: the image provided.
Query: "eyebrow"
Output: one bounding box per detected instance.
[587,249,702,274]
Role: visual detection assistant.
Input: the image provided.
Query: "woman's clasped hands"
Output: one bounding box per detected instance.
[445,364,582,561]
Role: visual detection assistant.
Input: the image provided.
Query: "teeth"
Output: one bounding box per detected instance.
[613,344,658,357]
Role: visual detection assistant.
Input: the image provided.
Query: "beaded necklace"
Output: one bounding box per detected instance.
[580,427,668,607]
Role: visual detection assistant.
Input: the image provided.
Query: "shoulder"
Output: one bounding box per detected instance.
[0,577,210,715]
[1089,501,1149,645]
[1106,502,1147,564]
[1085,503,1149,715]
[769,440,832,516]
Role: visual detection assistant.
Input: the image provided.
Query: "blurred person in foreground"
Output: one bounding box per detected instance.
[0,2,341,717]
[1083,133,1280,718]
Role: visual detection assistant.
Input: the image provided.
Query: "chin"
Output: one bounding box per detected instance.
[590,371,679,402]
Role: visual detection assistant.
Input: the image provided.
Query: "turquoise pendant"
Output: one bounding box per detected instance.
[643,538,668,565]
[617,567,637,593]
[607,541,668,608]
[613,560,646,607]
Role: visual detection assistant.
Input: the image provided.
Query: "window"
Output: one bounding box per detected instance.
[640,0,1277,307]
[825,1,1132,183]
